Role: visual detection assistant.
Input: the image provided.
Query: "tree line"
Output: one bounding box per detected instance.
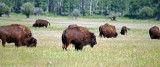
[0,0,160,21]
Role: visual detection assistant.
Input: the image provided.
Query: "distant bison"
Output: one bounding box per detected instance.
[120,26,130,35]
[0,24,37,47]
[62,24,97,50]
[99,23,118,38]
[33,19,50,28]
[149,26,160,39]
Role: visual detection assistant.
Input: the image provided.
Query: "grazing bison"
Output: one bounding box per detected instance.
[62,24,97,50]
[33,19,50,28]
[120,26,130,35]
[99,23,118,38]
[149,26,160,39]
[0,24,37,47]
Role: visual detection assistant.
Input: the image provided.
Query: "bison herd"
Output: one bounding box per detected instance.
[0,19,160,50]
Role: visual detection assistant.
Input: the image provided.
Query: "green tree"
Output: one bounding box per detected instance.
[13,1,22,14]
[4,5,10,17]
[137,6,154,19]
[71,9,80,19]
[34,0,41,7]
[21,2,34,18]
[62,0,69,15]
[0,3,6,17]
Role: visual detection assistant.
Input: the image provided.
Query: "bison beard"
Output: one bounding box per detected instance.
[0,24,37,47]
[33,19,50,28]
[149,26,160,39]
[62,25,97,50]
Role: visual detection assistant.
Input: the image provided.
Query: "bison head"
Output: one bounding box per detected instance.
[32,24,36,27]
[114,32,118,38]
[90,32,97,47]
[23,37,37,47]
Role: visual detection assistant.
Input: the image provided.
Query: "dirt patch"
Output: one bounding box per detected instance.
[51,19,160,29]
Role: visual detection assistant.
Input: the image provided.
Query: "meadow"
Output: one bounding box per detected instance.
[0,14,160,67]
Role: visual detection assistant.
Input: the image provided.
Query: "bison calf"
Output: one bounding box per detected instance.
[99,23,118,38]
[149,26,160,39]
[33,19,50,28]
[120,26,130,35]
[62,24,97,50]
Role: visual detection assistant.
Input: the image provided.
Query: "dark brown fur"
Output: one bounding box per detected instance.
[0,24,37,47]
[22,37,37,47]
[62,25,97,50]
[33,19,50,28]
[120,26,129,35]
[149,26,160,39]
[99,23,118,38]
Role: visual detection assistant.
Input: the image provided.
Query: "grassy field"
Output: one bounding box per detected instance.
[0,14,160,67]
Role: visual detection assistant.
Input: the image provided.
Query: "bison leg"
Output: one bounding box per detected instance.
[17,41,22,47]
[99,32,103,38]
[15,42,18,47]
[62,44,69,51]
[45,25,47,28]
[75,44,83,50]
[2,39,6,47]
[125,31,127,35]
[79,44,83,50]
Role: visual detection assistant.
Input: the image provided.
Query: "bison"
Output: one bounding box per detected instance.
[33,19,50,28]
[0,24,37,47]
[99,23,118,38]
[120,26,130,35]
[149,26,160,39]
[62,24,97,50]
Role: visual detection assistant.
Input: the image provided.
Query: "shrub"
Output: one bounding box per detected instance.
[0,3,10,17]
[0,3,5,17]
[33,7,44,15]
[137,6,154,19]
[106,11,121,21]
[71,9,80,20]
[4,5,11,17]
[21,2,34,18]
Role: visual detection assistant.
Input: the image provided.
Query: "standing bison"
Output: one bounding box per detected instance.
[62,24,97,50]
[149,26,160,39]
[99,23,118,38]
[33,19,50,28]
[0,24,37,47]
[120,26,130,35]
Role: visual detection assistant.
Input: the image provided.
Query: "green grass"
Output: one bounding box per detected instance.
[0,14,160,67]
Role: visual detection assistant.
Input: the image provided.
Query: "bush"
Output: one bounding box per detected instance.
[106,11,121,21]
[137,6,154,19]
[4,5,11,17]
[71,9,80,20]
[0,3,10,17]
[33,7,44,15]
[21,2,34,18]
[0,3,5,17]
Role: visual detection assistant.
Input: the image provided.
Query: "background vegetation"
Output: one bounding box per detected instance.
[0,0,159,20]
